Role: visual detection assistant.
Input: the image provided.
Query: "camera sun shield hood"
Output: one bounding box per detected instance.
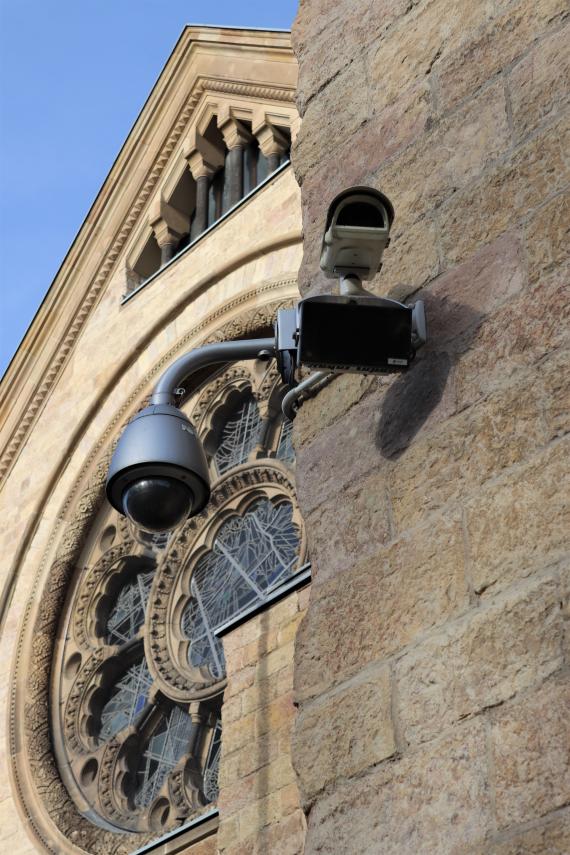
[320,186,396,280]
[106,404,210,518]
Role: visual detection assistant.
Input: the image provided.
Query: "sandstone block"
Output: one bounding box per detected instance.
[217,815,240,853]
[541,349,570,441]
[381,214,441,300]
[220,732,281,787]
[453,263,570,410]
[488,812,570,855]
[389,368,548,533]
[304,467,392,587]
[293,664,395,806]
[396,575,564,745]
[304,721,492,854]
[491,676,570,827]
[224,665,256,701]
[295,392,387,516]
[439,115,570,266]
[255,692,295,737]
[241,673,288,717]
[368,0,492,111]
[465,440,570,596]
[238,791,282,839]
[436,0,568,111]
[294,515,467,702]
[427,231,527,343]
[509,24,570,141]
[294,373,381,447]
[294,0,410,113]
[253,809,305,855]
[293,58,369,183]
[222,711,256,756]
[372,81,511,229]
[524,189,570,283]
[256,640,295,681]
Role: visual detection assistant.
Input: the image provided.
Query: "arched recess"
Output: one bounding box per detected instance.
[8,293,303,855]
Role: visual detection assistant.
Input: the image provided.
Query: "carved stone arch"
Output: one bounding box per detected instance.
[145,462,306,701]
[189,363,254,437]
[9,292,298,854]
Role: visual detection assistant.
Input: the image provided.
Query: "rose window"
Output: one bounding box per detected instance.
[51,359,307,842]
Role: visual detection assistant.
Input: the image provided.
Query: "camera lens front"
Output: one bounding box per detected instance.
[122,476,193,533]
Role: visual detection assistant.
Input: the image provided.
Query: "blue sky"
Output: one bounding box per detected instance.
[0,0,298,376]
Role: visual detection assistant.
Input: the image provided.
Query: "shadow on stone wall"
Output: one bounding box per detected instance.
[376,294,483,458]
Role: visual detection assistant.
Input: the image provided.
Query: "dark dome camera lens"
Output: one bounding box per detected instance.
[122,476,193,533]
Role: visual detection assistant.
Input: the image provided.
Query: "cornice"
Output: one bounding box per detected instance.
[0,32,297,488]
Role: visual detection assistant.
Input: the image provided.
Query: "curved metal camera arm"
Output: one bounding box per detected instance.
[151,337,276,405]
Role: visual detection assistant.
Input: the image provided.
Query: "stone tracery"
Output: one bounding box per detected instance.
[49,357,306,841]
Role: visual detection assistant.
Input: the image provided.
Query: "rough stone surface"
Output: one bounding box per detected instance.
[465,440,570,597]
[368,0,493,111]
[435,0,569,112]
[439,114,570,265]
[304,722,492,854]
[217,588,307,853]
[294,515,468,701]
[524,189,570,283]
[292,664,395,806]
[509,24,570,141]
[491,677,570,828]
[488,812,570,854]
[395,575,564,745]
[290,0,570,848]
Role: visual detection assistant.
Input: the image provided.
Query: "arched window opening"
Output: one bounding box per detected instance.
[181,498,301,678]
[51,356,305,842]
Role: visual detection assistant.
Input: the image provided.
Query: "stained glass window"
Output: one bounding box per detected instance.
[106,571,154,645]
[277,417,295,464]
[181,499,300,675]
[53,361,305,837]
[214,396,262,474]
[99,658,153,742]
[134,706,196,808]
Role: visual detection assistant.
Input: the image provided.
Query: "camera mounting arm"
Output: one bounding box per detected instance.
[150,337,276,405]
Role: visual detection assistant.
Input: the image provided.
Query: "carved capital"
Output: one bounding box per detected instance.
[186,150,217,181]
[254,122,289,158]
[218,116,252,150]
[148,198,188,247]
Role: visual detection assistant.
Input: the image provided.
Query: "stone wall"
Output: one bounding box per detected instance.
[290,0,569,852]
[217,589,308,855]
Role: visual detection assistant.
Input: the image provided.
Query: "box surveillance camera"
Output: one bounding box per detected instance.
[297,295,415,374]
[320,186,395,280]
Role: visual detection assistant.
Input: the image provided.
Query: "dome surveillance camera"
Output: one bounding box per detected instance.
[106,404,210,532]
[320,186,395,280]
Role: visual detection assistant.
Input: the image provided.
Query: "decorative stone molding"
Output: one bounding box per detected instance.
[145,462,304,703]
[8,295,298,854]
[218,115,253,151]
[0,71,297,487]
[254,120,290,159]
[148,198,188,248]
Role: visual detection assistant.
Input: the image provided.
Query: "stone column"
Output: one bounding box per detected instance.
[254,120,289,173]
[185,132,225,236]
[191,162,215,234]
[219,117,253,207]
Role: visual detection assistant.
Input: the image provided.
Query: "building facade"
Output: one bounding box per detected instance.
[1,2,569,854]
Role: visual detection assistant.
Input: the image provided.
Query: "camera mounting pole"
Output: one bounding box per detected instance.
[150,337,276,405]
